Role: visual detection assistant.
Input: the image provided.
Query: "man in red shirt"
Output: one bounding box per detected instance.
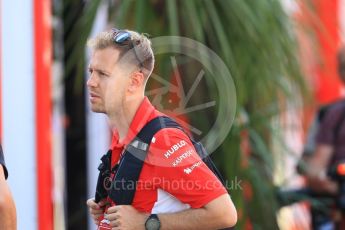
[86,29,237,230]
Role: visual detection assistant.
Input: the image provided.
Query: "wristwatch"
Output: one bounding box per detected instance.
[145,214,161,230]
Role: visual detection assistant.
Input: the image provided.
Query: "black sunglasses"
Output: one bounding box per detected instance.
[112,28,143,70]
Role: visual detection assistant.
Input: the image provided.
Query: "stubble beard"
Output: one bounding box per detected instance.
[90,102,106,114]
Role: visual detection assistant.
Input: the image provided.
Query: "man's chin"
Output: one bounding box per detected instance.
[90,107,105,114]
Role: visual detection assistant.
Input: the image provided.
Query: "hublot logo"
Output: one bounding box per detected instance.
[164,140,187,158]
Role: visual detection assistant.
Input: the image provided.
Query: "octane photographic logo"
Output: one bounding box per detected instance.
[149,36,237,153]
[121,36,236,165]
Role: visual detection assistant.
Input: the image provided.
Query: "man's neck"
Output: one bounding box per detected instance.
[109,95,144,143]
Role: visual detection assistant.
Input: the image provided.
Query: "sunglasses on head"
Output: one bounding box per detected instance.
[112,28,144,70]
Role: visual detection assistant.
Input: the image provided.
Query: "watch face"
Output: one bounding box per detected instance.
[146,218,160,230]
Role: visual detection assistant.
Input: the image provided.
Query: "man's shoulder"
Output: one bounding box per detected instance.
[143,114,192,148]
[318,99,345,122]
[145,126,198,167]
[150,126,192,149]
[331,99,345,112]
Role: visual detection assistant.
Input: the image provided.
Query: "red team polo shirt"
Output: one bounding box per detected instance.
[109,97,227,214]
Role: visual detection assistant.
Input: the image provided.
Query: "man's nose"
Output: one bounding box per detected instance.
[87,74,97,87]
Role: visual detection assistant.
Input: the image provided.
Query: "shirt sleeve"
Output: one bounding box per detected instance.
[0,145,8,179]
[146,128,228,208]
[316,106,343,146]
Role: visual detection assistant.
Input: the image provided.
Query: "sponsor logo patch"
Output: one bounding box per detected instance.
[183,161,202,174]
[172,149,193,167]
[164,140,187,158]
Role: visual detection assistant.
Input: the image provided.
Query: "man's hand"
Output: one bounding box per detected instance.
[106,205,148,230]
[86,198,106,225]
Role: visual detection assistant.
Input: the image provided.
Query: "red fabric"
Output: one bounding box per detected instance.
[109,97,227,212]
[314,0,342,104]
[34,0,53,229]
[143,128,227,209]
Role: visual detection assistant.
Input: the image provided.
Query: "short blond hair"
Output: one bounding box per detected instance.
[87,29,155,78]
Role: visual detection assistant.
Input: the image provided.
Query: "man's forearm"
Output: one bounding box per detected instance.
[0,206,16,230]
[105,194,236,229]
[155,194,236,230]
[0,187,16,229]
[158,208,224,230]
[305,144,338,194]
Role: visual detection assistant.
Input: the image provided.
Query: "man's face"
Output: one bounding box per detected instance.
[87,47,129,115]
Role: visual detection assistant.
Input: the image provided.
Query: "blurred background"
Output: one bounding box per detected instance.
[1,0,345,229]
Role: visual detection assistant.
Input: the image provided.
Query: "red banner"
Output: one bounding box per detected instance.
[34,0,53,229]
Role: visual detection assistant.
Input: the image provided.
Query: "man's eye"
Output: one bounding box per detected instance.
[100,72,107,77]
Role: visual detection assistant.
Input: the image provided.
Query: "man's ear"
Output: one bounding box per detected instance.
[128,71,145,92]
